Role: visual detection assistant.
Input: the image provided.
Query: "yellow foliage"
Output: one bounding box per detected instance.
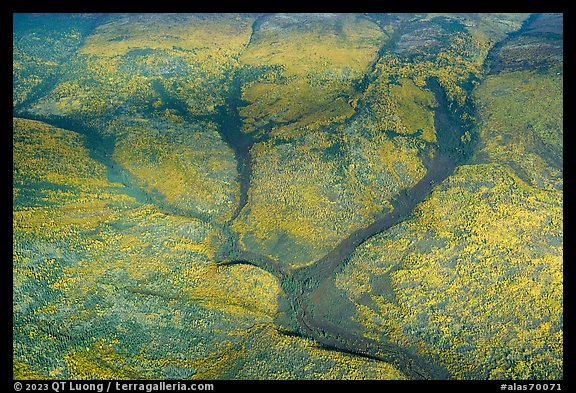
[80,14,254,56]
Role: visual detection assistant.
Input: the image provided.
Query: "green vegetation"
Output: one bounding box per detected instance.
[238,13,385,134]
[335,163,562,379]
[13,14,100,108]
[21,14,256,222]
[472,68,563,187]
[14,13,562,380]
[329,16,563,378]
[13,117,405,379]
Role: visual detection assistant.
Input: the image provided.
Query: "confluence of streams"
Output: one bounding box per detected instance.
[218,74,470,380]
[13,14,536,381]
[216,19,505,380]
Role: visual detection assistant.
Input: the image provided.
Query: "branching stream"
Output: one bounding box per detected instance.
[13,13,539,380]
[214,18,485,380]
[217,74,473,379]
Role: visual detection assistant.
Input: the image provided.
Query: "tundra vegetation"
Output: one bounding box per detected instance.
[13,13,562,380]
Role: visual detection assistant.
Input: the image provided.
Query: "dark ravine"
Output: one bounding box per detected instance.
[245,13,272,49]
[220,14,546,378]
[284,76,472,380]
[219,84,466,378]
[218,71,259,224]
[218,249,290,278]
[352,15,405,99]
[14,13,533,380]
[12,111,213,222]
[14,62,267,224]
[217,18,479,379]
[484,13,542,75]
